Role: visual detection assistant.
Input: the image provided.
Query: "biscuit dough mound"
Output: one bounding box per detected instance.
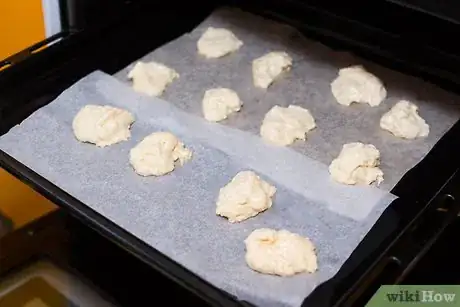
[72,105,135,147]
[380,100,430,139]
[260,105,316,146]
[197,27,243,58]
[329,142,384,186]
[245,228,318,277]
[216,171,276,223]
[129,132,192,176]
[127,61,179,97]
[331,65,387,107]
[252,51,292,89]
[202,88,242,122]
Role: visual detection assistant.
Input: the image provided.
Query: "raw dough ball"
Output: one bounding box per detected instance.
[380,100,429,139]
[197,27,243,58]
[329,142,384,186]
[260,105,316,146]
[202,88,242,122]
[216,171,276,223]
[252,51,292,89]
[127,61,179,97]
[72,105,135,147]
[129,132,192,176]
[331,65,387,107]
[245,228,318,276]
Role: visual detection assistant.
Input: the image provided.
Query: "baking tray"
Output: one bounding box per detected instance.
[1,1,460,306]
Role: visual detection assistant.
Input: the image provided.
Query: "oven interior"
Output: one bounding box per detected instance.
[1,1,460,306]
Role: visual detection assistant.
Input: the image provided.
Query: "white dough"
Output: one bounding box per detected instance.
[127,61,179,97]
[380,100,430,139]
[245,228,318,277]
[216,171,276,223]
[329,142,384,186]
[202,88,242,122]
[197,27,243,58]
[72,105,135,147]
[252,51,292,89]
[331,65,387,107]
[129,132,192,176]
[260,105,316,146]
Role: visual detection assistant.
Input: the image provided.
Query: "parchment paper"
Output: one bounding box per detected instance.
[0,71,395,307]
[1,7,459,307]
[115,8,460,191]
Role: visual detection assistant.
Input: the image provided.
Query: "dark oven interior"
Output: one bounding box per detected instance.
[1,1,460,306]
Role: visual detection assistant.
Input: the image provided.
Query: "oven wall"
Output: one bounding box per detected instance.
[387,0,460,23]
[63,0,131,30]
